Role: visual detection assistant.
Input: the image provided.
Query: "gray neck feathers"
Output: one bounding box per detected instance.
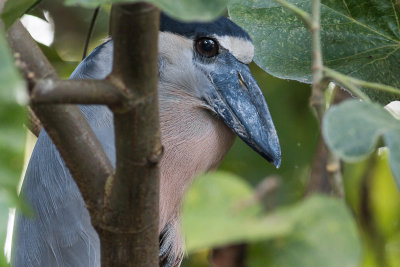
[72,33,236,264]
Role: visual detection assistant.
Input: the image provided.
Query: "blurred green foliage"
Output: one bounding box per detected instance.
[65,0,228,22]
[182,172,292,252]
[183,172,361,267]
[1,0,38,28]
[323,100,400,187]
[0,14,27,266]
[343,150,400,267]
[0,0,399,266]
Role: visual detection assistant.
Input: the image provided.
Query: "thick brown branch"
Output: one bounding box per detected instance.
[8,23,58,81]
[97,3,162,266]
[7,22,114,220]
[31,79,124,106]
[27,107,42,137]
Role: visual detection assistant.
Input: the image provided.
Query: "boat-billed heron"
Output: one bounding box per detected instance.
[11,14,281,267]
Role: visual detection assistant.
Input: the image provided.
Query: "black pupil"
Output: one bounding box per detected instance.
[202,39,215,52]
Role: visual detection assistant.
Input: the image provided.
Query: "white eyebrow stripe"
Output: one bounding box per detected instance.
[215,35,254,64]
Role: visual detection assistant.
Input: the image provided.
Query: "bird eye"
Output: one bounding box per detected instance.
[195,38,218,57]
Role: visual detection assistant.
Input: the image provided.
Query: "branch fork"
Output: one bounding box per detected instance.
[7,3,162,266]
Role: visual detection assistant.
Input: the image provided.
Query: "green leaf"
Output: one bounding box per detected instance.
[247,197,361,267]
[0,28,27,206]
[182,171,361,267]
[182,171,293,252]
[323,100,400,189]
[228,0,400,104]
[1,0,39,29]
[0,27,27,266]
[0,194,12,267]
[64,0,228,21]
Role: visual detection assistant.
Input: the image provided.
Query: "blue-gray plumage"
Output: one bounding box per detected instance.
[12,15,280,267]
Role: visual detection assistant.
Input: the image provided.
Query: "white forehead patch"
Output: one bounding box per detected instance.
[158,32,192,61]
[214,35,254,64]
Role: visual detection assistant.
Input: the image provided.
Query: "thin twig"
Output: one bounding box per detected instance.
[326,153,344,197]
[309,0,325,122]
[309,0,346,197]
[235,176,280,210]
[325,84,343,197]
[273,0,346,196]
[82,6,100,60]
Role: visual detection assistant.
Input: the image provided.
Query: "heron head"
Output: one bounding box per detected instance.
[158,14,281,167]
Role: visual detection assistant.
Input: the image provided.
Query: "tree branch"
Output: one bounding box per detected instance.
[8,2,163,264]
[96,3,162,266]
[7,21,114,221]
[273,0,347,196]
[309,0,326,122]
[27,107,42,137]
[31,79,124,106]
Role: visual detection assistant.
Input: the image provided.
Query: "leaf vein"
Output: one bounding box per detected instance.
[342,0,352,18]
[391,0,400,36]
[321,3,400,43]
[263,22,353,29]
[325,44,399,63]
[346,46,400,77]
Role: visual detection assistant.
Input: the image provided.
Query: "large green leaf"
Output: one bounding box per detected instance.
[247,197,361,267]
[0,29,27,198]
[64,0,228,21]
[0,27,27,265]
[182,171,361,267]
[1,0,39,29]
[0,27,26,187]
[323,100,400,189]
[229,0,400,104]
[182,171,292,252]
[342,150,400,267]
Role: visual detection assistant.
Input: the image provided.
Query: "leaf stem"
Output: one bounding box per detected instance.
[323,67,371,101]
[275,0,346,197]
[324,67,400,97]
[309,0,325,122]
[82,6,100,60]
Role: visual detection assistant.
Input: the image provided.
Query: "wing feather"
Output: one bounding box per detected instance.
[12,41,114,267]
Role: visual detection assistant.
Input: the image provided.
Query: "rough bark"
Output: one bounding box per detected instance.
[97,4,161,266]
[31,79,124,106]
[6,2,162,265]
[8,22,113,219]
